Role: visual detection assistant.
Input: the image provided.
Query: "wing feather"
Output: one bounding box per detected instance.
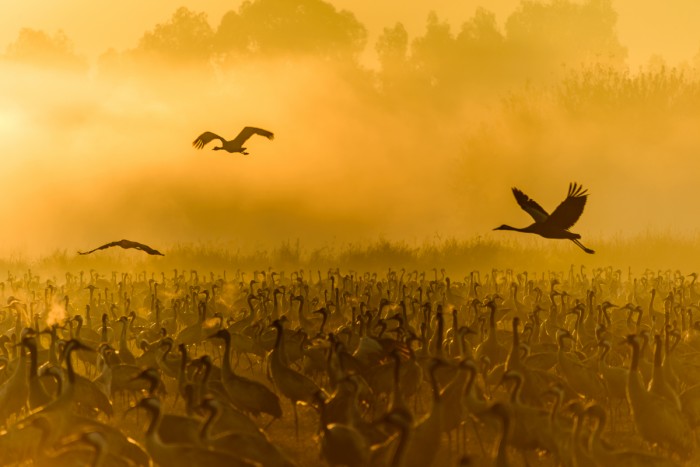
[512,188,549,223]
[78,241,120,255]
[78,240,164,256]
[192,132,225,149]
[544,183,588,230]
[233,126,274,145]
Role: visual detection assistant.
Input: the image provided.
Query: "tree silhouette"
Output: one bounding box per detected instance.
[505,0,627,79]
[410,12,457,87]
[214,0,366,61]
[136,7,214,63]
[376,23,410,96]
[377,23,408,66]
[372,1,628,106]
[4,28,86,70]
[455,8,508,87]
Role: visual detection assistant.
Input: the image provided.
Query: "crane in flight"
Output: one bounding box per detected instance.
[192,126,274,155]
[494,182,595,254]
[78,239,164,256]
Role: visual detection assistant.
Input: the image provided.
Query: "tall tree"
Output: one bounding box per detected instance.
[214,0,366,62]
[505,0,627,79]
[4,28,86,70]
[136,7,214,63]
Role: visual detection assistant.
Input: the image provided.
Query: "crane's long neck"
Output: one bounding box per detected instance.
[496,225,531,233]
[508,374,524,404]
[488,304,497,338]
[506,319,521,371]
[390,354,407,413]
[145,404,163,439]
[495,410,510,466]
[120,320,128,349]
[627,338,645,398]
[599,343,610,368]
[101,317,108,343]
[27,341,38,381]
[178,345,189,390]
[590,410,606,451]
[64,344,77,386]
[653,334,663,371]
[199,405,220,443]
[433,311,444,357]
[390,418,410,467]
[273,322,286,365]
[221,334,233,379]
[273,291,280,320]
[75,318,83,338]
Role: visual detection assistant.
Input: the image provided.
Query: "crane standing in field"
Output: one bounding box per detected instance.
[494,182,595,254]
[192,126,274,155]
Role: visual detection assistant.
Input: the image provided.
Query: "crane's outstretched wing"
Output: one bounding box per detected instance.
[545,183,589,230]
[512,188,549,223]
[78,239,164,256]
[232,126,274,145]
[192,132,226,149]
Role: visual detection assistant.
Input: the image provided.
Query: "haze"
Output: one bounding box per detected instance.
[2,0,700,259]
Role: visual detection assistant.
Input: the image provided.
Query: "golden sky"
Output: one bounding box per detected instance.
[1,1,700,257]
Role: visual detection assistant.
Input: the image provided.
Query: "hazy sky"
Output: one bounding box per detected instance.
[2,1,700,257]
[2,1,700,67]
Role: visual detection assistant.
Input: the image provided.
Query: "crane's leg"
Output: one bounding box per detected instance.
[571,239,595,254]
[264,415,278,430]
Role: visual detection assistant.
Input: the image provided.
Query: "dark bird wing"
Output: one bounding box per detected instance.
[192,131,226,149]
[512,188,549,223]
[78,241,122,255]
[78,239,164,256]
[232,126,274,145]
[544,183,589,230]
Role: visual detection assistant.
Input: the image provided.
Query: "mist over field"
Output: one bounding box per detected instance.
[2,0,700,267]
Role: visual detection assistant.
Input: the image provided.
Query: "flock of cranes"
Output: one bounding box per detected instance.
[75,126,277,258]
[0,265,698,466]
[190,127,597,256]
[79,125,596,258]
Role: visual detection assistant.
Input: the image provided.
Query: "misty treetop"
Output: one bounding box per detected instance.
[2,1,631,81]
[1,0,691,113]
[215,0,367,60]
[3,28,87,70]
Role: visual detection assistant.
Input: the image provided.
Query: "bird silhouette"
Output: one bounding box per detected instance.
[494,182,595,254]
[192,127,274,155]
[78,239,164,256]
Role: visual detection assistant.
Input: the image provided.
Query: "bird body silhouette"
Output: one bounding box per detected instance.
[193,127,274,154]
[78,239,164,256]
[494,182,594,254]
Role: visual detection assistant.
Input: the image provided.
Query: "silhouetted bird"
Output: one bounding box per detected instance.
[192,127,274,155]
[494,182,595,254]
[78,239,164,256]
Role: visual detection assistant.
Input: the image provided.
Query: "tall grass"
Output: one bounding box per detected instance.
[6,233,700,279]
